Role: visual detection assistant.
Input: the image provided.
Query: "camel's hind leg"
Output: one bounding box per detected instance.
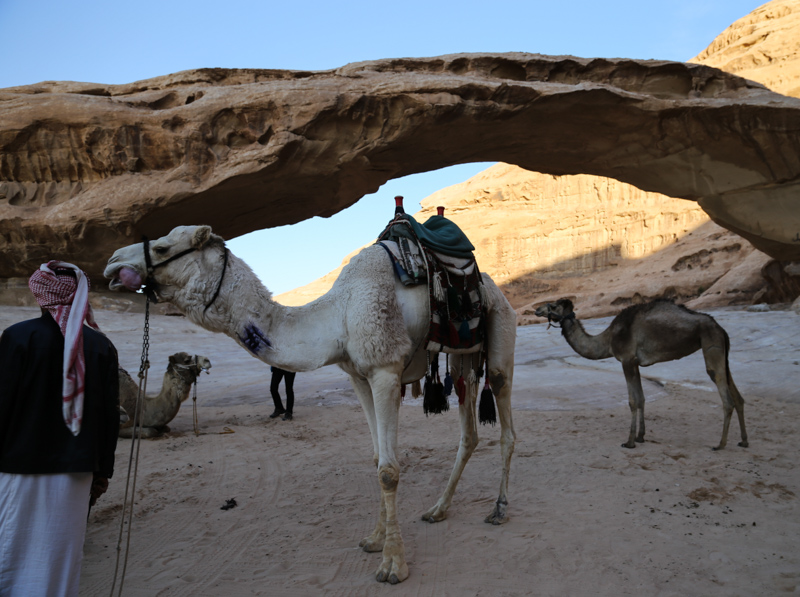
[483,280,516,525]
[702,341,748,450]
[485,360,515,525]
[621,361,646,448]
[422,353,479,523]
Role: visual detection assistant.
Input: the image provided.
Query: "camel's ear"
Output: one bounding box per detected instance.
[168,354,177,365]
[191,226,214,249]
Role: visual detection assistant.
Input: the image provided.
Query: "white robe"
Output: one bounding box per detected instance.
[0,472,93,597]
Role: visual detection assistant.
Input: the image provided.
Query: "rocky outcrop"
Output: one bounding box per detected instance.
[280,1,800,316]
[2,52,800,281]
[691,0,800,97]
[277,165,770,319]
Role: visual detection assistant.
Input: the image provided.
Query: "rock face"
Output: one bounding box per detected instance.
[277,165,770,319]
[277,1,800,316]
[2,51,800,281]
[691,0,800,97]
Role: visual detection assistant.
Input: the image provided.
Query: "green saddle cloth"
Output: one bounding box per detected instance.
[391,214,475,259]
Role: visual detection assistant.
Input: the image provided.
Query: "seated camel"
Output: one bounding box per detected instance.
[118,352,211,438]
[535,298,747,450]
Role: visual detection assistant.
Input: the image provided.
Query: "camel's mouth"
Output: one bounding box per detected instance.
[104,263,144,292]
[533,306,550,318]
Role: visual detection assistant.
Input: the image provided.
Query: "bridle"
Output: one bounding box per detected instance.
[544,307,575,329]
[141,236,229,313]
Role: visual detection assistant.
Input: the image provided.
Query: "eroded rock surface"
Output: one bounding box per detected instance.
[691,0,800,97]
[2,51,800,280]
[277,165,771,319]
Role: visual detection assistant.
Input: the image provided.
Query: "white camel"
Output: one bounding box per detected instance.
[105,225,517,584]
[118,352,211,438]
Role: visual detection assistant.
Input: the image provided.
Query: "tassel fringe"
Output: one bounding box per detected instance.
[411,379,422,398]
[443,371,453,396]
[479,382,497,426]
[455,375,466,405]
[423,354,449,416]
[432,271,445,303]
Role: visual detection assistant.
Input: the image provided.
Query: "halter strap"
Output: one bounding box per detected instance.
[141,236,228,312]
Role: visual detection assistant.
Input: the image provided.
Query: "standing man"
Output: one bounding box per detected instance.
[0,261,120,596]
[269,366,296,421]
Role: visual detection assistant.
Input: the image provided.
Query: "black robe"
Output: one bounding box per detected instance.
[0,313,119,478]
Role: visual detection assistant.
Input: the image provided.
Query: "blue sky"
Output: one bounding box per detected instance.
[0,0,764,294]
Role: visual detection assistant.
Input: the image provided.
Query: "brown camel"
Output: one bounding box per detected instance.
[534,298,748,450]
[118,352,211,438]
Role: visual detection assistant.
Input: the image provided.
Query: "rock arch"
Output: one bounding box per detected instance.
[1,53,799,278]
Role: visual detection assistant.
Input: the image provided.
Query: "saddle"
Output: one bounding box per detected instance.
[376,209,485,353]
[376,203,496,425]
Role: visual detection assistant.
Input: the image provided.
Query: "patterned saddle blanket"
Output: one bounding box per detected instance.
[377,214,485,353]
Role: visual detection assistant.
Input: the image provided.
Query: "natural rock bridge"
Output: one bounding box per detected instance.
[1,53,799,279]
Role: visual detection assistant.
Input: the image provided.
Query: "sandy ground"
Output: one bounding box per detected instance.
[2,304,799,596]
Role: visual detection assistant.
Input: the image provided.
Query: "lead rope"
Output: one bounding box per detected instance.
[193,356,200,436]
[110,297,151,597]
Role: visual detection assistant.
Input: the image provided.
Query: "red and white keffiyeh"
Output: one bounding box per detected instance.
[28,261,100,436]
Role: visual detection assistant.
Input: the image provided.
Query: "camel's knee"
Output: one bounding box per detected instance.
[488,370,507,393]
[706,369,717,383]
[378,465,399,492]
[462,432,479,454]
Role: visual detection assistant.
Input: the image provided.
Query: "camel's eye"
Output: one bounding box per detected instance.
[153,245,169,255]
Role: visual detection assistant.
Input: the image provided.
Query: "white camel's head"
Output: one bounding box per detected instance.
[534,298,575,323]
[104,225,224,302]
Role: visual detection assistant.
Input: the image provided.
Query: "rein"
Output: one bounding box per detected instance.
[141,236,228,312]
[110,296,152,596]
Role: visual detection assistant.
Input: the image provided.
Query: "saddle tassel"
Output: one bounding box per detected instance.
[455,374,466,405]
[432,271,446,303]
[423,354,448,415]
[443,354,453,397]
[478,378,496,426]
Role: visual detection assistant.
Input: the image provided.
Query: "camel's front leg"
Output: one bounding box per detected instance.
[621,361,645,448]
[348,375,387,552]
[370,367,408,584]
[422,355,479,523]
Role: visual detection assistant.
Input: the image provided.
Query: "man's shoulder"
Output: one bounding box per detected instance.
[83,326,118,357]
[2,316,51,338]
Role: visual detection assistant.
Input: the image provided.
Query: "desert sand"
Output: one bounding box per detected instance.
[2,303,798,596]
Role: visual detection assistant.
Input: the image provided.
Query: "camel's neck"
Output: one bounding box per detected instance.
[173,250,345,372]
[160,368,194,404]
[560,317,613,360]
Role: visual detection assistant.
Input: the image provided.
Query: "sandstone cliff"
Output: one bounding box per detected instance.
[278,0,800,318]
[691,0,800,97]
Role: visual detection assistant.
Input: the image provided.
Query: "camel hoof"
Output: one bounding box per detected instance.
[421,506,447,523]
[712,445,725,451]
[635,437,645,443]
[738,441,749,448]
[376,560,408,584]
[621,442,636,449]
[484,513,507,525]
[485,500,508,525]
[360,536,385,553]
